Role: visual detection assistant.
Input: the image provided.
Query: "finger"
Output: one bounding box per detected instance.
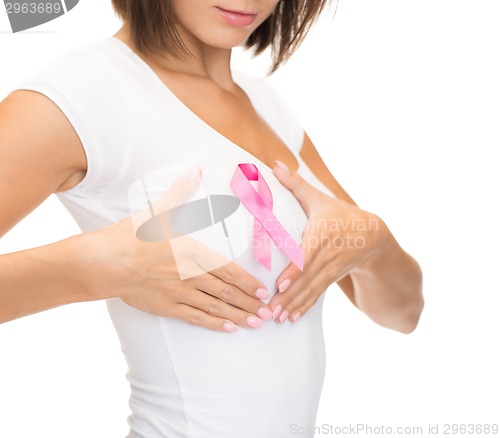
[153,163,202,213]
[169,303,239,333]
[288,281,330,323]
[269,273,309,322]
[269,224,322,310]
[168,232,236,280]
[131,163,202,239]
[194,274,273,320]
[273,218,322,294]
[168,235,271,302]
[269,249,328,321]
[208,259,270,301]
[274,263,299,294]
[287,276,332,323]
[180,288,269,329]
[279,264,338,323]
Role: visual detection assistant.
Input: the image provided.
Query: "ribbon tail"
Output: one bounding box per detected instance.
[258,209,305,272]
[254,218,272,271]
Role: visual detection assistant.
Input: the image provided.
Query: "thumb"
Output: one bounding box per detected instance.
[133,163,202,242]
[151,163,202,215]
[273,160,324,217]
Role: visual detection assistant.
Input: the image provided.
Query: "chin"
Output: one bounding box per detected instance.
[198,28,251,49]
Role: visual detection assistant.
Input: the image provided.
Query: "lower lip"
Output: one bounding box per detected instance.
[215,7,257,27]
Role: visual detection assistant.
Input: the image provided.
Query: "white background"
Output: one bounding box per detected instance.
[1,0,499,436]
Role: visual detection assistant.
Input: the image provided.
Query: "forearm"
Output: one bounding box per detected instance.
[0,233,100,324]
[349,218,424,334]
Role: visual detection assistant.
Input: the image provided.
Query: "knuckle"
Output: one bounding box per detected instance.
[169,179,189,196]
[188,311,204,326]
[168,287,183,301]
[177,238,196,260]
[221,262,235,281]
[302,287,314,302]
[297,287,309,300]
[310,290,321,305]
[221,285,233,301]
[207,301,221,315]
[299,300,311,312]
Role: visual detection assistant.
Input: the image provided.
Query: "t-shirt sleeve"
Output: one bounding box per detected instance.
[6,50,128,194]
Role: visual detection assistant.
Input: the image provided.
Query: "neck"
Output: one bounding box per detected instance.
[113,23,234,91]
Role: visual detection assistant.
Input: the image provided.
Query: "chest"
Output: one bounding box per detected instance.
[153,72,300,173]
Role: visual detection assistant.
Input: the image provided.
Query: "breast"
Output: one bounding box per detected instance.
[107,146,327,438]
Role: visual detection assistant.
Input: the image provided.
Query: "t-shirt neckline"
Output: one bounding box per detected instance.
[105,36,301,174]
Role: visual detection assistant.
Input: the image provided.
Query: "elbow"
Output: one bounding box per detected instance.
[394,269,424,334]
[396,294,424,334]
[376,293,424,334]
[365,291,424,334]
[393,253,424,334]
[381,263,425,334]
[356,255,425,334]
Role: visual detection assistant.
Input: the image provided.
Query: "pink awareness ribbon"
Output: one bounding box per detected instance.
[230,163,304,272]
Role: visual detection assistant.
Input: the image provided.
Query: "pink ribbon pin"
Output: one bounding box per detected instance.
[230,163,304,272]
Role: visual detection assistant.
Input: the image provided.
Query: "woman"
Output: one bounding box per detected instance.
[0,0,424,437]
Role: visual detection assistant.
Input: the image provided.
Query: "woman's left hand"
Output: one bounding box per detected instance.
[269,160,388,323]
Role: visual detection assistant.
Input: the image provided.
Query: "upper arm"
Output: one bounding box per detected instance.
[0,90,87,238]
[298,131,358,305]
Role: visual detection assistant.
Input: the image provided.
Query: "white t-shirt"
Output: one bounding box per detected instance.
[9,36,336,438]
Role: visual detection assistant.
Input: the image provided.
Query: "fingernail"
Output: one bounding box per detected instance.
[278,310,289,323]
[257,307,273,321]
[278,278,291,293]
[246,315,264,329]
[274,160,290,173]
[272,304,282,320]
[185,163,201,181]
[255,287,270,300]
[223,321,238,333]
[291,312,302,323]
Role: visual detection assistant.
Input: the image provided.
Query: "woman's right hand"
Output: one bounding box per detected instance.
[83,164,273,333]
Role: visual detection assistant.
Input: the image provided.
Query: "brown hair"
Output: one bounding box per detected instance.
[110,0,335,75]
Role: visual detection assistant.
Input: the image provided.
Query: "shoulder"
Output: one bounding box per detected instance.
[232,69,305,153]
[6,38,129,193]
[13,39,121,97]
[232,69,288,105]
